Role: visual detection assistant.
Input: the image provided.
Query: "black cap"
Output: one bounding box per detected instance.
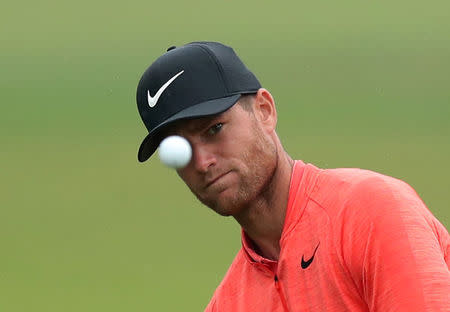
[136,41,261,162]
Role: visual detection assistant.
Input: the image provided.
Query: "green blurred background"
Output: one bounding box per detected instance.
[1,0,449,310]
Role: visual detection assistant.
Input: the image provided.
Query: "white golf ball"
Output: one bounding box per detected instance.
[158,135,192,169]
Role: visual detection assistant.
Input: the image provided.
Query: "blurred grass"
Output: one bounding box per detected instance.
[1,0,449,310]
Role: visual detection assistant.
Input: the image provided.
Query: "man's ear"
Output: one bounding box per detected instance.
[253,88,277,132]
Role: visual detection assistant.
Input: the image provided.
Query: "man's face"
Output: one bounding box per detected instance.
[170,96,278,216]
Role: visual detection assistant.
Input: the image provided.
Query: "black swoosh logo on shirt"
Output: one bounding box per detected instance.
[301,242,320,269]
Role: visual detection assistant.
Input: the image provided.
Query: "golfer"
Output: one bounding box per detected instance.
[135,42,450,311]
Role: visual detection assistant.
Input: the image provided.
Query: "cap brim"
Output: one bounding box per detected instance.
[137,94,242,162]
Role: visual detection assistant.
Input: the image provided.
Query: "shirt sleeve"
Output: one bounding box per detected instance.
[204,296,216,312]
[340,175,450,312]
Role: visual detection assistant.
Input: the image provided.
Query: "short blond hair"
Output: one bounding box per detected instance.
[238,94,256,112]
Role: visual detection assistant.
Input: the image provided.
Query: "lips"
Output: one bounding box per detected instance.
[205,171,231,188]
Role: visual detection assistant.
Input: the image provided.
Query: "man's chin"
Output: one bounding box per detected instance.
[209,204,241,217]
[212,208,234,217]
[206,194,248,217]
[196,184,249,216]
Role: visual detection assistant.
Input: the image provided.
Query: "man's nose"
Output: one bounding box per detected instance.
[192,143,216,173]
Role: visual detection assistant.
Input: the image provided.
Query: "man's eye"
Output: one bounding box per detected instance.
[207,123,223,135]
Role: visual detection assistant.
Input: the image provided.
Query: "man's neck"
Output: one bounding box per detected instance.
[234,152,294,261]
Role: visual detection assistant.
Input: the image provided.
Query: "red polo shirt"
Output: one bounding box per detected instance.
[205,161,450,311]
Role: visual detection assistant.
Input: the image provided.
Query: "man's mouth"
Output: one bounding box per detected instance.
[205,171,231,188]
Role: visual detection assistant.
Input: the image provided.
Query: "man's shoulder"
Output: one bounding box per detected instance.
[295,162,406,196]
[205,248,248,311]
[319,166,401,186]
[305,166,425,220]
[311,166,414,201]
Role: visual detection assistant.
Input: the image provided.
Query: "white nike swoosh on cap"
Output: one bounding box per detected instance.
[147,70,184,108]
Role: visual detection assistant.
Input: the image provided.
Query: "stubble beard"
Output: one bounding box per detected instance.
[197,129,278,217]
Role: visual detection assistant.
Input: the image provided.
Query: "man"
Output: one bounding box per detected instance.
[135,42,450,311]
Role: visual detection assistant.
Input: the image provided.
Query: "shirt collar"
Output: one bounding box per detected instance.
[240,160,306,265]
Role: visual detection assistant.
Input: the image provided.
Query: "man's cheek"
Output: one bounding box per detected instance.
[176,167,189,182]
